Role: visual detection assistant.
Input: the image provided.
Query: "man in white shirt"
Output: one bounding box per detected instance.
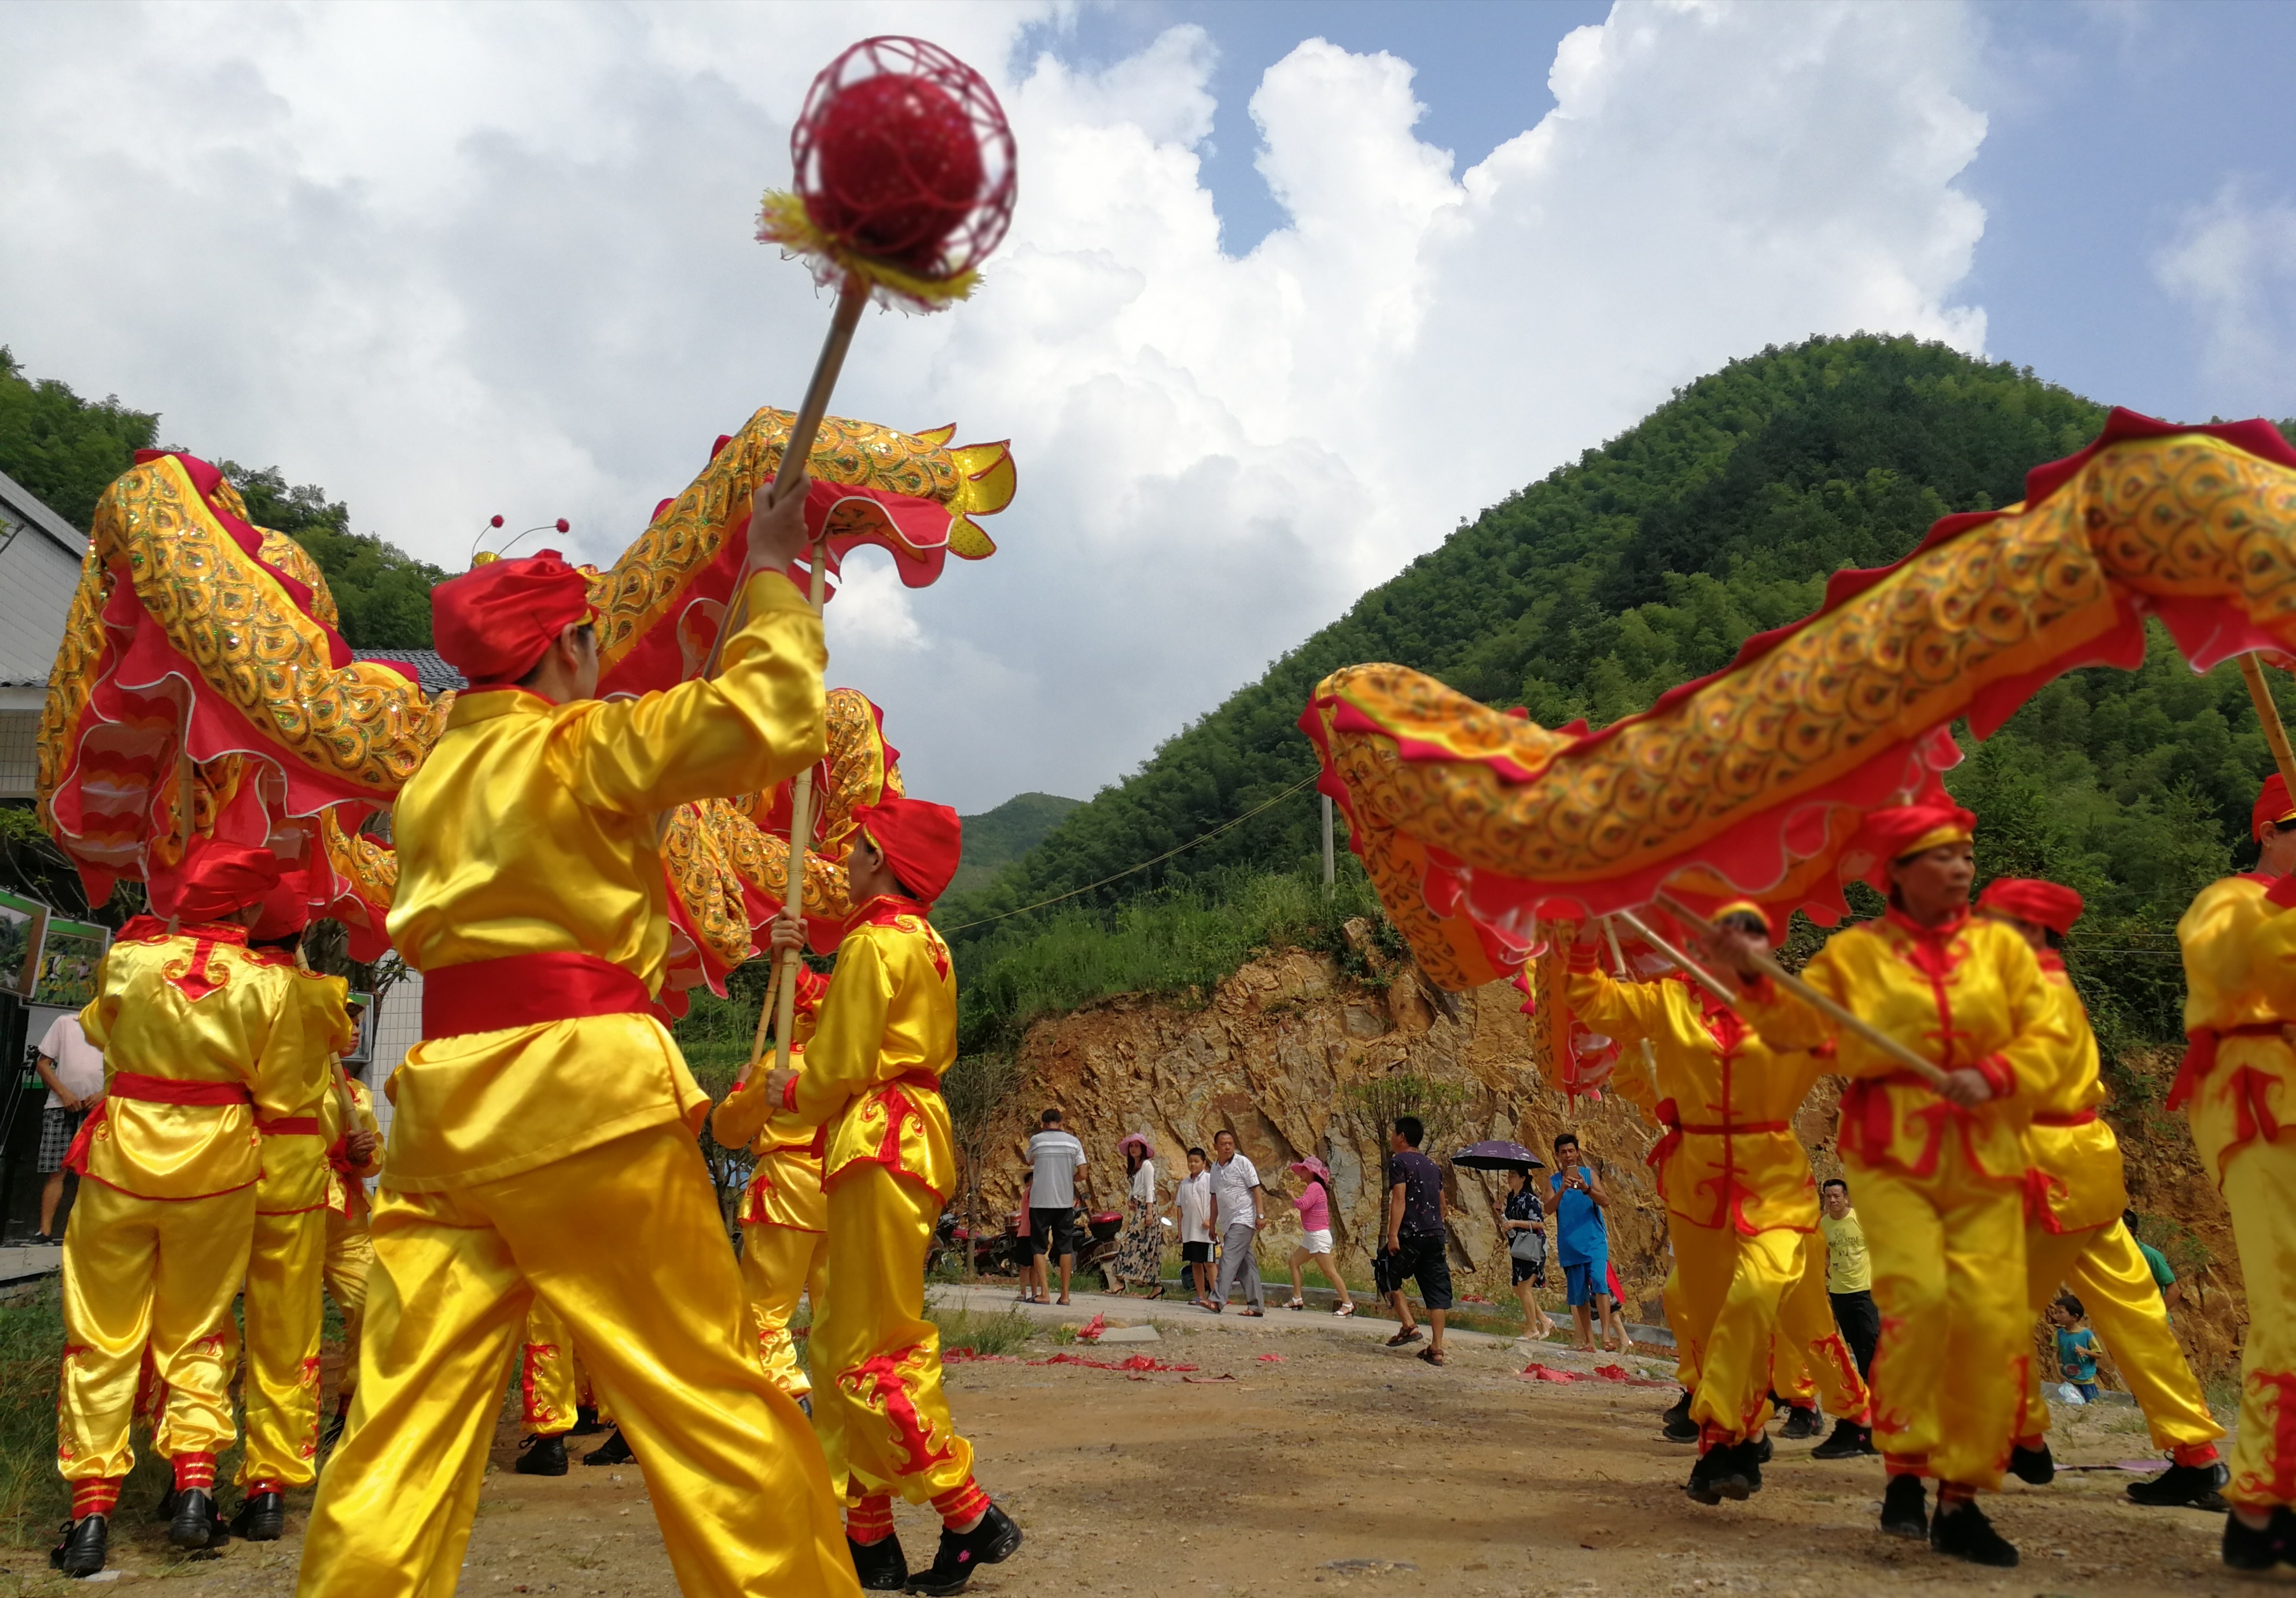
[1020,1108,1088,1306]
[34,1012,104,1244]
[1206,1129,1265,1316]
[1172,1148,1214,1306]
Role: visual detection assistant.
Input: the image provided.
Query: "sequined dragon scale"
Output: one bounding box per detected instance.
[1304,411,2296,991]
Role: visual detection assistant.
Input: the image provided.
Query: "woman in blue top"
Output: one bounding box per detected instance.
[2051,1293,2100,1403]
[1550,1133,1626,1354]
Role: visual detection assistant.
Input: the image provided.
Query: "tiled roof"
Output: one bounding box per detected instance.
[353,649,466,695]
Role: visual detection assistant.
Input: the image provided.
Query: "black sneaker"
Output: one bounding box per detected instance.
[907,1503,1022,1596]
[167,1487,229,1550]
[154,1483,178,1522]
[583,1428,635,1467]
[1810,1418,1873,1460]
[230,1491,285,1541]
[516,1434,569,1476]
[850,1533,908,1591]
[1754,1433,1773,1465]
[1780,1405,1819,1441]
[1686,1441,1757,1505]
[1931,1498,2018,1567]
[1879,1474,1928,1540]
[1661,1390,1698,1443]
[2126,1458,2229,1509]
[50,1515,106,1577]
[2007,1442,2054,1486]
[570,1404,605,1437]
[2224,1505,2296,1572]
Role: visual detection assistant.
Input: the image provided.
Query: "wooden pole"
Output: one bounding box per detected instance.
[1611,909,1739,1007]
[1653,891,1952,1090]
[1598,916,1663,1081]
[2240,653,2296,798]
[1320,795,1335,897]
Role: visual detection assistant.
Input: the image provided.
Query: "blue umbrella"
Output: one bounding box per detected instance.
[1454,1140,1544,1172]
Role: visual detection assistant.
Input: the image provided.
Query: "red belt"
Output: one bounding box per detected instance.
[2030,1108,2098,1128]
[1647,1099,1788,1170]
[65,1072,253,1174]
[421,952,654,1041]
[255,1116,323,1137]
[2169,1022,2290,1111]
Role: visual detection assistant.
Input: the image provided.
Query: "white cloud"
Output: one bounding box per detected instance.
[2156,180,2296,416]
[0,0,1989,811]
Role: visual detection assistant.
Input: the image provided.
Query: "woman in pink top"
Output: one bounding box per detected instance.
[1283,1158,1355,1315]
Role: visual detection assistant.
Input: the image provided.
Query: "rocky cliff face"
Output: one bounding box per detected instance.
[965,942,2249,1396]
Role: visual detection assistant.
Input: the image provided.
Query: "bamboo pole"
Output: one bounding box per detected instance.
[1598,917,1662,1082]
[1611,908,1740,1008]
[2240,653,2296,799]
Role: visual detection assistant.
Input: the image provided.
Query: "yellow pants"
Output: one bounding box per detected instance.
[1673,1221,1804,1441]
[242,1206,330,1487]
[813,1164,973,1505]
[520,1299,580,1437]
[2017,1220,2222,1454]
[321,1210,374,1403]
[1858,1160,2028,1490]
[742,1219,829,1399]
[2195,1113,2296,1507]
[1772,1238,1873,1423]
[58,1180,256,1483]
[296,1125,856,1598]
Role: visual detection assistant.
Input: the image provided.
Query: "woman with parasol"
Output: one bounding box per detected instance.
[1460,1142,1554,1340]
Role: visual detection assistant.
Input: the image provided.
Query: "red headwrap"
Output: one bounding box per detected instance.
[430,551,596,688]
[174,839,284,923]
[1976,877,2083,937]
[1855,792,1977,889]
[852,796,963,907]
[2255,774,2296,842]
[249,863,312,942]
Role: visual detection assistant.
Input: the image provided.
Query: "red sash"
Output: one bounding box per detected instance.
[1646,1099,1789,1172]
[65,1071,253,1173]
[420,952,654,1041]
[255,1115,323,1137]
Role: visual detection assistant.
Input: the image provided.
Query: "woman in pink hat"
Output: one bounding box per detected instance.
[1283,1158,1355,1314]
[1106,1133,1167,1298]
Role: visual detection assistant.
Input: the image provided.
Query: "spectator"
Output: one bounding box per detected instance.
[2125,1209,2181,1312]
[1173,1148,1214,1306]
[1281,1158,1356,1316]
[1550,1132,1624,1354]
[1206,1129,1265,1316]
[1382,1117,1453,1365]
[2051,1292,2100,1404]
[1020,1108,1087,1306]
[1497,1166,1555,1339]
[32,1011,104,1245]
[1106,1134,1166,1298]
[1820,1177,1881,1380]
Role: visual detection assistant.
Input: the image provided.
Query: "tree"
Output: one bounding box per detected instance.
[0,346,159,532]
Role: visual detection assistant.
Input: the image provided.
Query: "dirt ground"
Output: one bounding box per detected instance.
[0,1308,2242,1597]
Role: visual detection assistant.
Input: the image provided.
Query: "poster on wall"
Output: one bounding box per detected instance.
[0,890,45,1000]
[28,918,108,1011]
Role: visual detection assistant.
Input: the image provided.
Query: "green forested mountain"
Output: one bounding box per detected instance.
[0,347,160,532]
[948,792,1082,897]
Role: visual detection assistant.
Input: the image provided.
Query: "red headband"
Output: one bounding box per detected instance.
[2256,774,2296,843]
[174,839,284,922]
[431,550,595,687]
[1977,877,2082,937]
[852,796,963,906]
[1856,794,1977,890]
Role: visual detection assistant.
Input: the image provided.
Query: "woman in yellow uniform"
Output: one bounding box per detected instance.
[1977,878,2227,1507]
[2170,774,2296,1571]
[1720,796,2065,1568]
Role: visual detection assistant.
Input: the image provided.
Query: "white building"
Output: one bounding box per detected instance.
[0,469,87,800]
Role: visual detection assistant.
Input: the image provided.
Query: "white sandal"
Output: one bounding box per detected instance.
[1283,1298,1307,1310]
[1334,1302,1356,1317]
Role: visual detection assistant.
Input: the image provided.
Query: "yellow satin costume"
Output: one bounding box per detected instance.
[320,1066,381,1418]
[786,897,973,1511]
[1747,910,2063,1492]
[297,570,856,1598]
[712,1021,830,1401]
[2015,950,2222,1460]
[240,961,355,1492]
[2173,873,2296,1508]
[61,919,304,1509]
[519,1299,580,1438]
[1562,945,1868,1443]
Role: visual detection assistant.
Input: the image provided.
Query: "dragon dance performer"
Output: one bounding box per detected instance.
[298,476,862,1598]
[1717,796,2066,1569]
[2169,774,2296,1571]
[318,1056,382,1450]
[512,1299,582,1475]
[762,797,1021,1596]
[1977,878,2228,1508]
[711,965,831,1408]
[51,840,312,1578]
[1562,906,1872,1507]
[234,892,358,1541]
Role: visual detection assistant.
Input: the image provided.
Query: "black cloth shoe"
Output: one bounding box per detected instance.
[850,1533,908,1591]
[1686,1441,1757,1505]
[1931,1498,2018,1567]
[168,1487,229,1550]
[2126,1458,2230,1509]
[1754,1434,1773,1465]
[583,1428,635,1467]
[153,1483,178,1522]
[1661,1390,1698,1443]
[516,1434,569,1476]
[1810,1419,1872,1460]
[907,1503,1022,1596]
[50,1515,107,1577]
[321,1408,349,1451]
[1879,1474,1928,1540]
[231,1491,286,1542]
[2007,1442,2055,1486]
[1780,1405,1819,1441]
[570,1404,605,1437]
[2224,1505,2296,1572]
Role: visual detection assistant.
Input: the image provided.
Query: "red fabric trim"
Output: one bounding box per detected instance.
[2168,1022,2288,1111]
[420,952,653,1039]
[72,1478,123,1518]
[781,1073,800,1112]
[2267,873,2296,910]
[846,1493,896,1543]
[255,1116,322,1137]
[930,1475,990,1529]
[2174,1442,2223,1468]
[244,1476,286,1497]
[172,1452,216,1492]
[1971,1052,2015,1100]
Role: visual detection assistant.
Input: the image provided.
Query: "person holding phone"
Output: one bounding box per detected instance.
[1549,1135,1622,1354]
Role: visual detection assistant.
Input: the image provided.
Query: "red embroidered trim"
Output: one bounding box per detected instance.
[930,1476,991,1529]
[172,1452,217,1492]
[71,1478,122,1518]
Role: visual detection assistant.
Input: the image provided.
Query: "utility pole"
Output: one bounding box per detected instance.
[1321,794,1335,897]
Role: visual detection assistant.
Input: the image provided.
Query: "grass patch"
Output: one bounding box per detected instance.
[925,1299,1036,1358]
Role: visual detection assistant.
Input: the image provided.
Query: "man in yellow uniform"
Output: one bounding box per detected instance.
[297,475,860,1598]
[2170,774,2296,1571]
[234,887,357,1540]
[1721,796,2066,1568]
[318,1055,381,1450]
[1977,877,2228,1507]
[711,964,830,1407]
[763,797,1020,1595]
[51,839,308,1578]
[1560,905,1870,1505]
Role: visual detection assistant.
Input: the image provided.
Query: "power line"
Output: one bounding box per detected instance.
[940,772,1325,934]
